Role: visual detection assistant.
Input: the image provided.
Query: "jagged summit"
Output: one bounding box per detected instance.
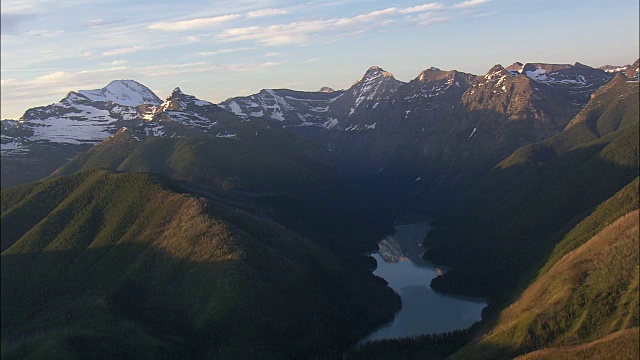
[506,62,524,73]
[78,80,161,106]
[353,66,396,86]
[625,59,639,78]
[319,86,335,93]
[484,64,512,81]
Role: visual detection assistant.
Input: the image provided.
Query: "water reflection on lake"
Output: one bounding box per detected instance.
[363,222,486,342]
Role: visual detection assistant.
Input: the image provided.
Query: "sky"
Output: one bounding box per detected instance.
[1,0,639,119]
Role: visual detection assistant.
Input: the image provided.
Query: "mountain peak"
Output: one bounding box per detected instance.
[484,64,511,81]
[625,58,639,78]
[573,62,592,69]
[486,64,507,74]
[353,66,396,87]
[171,87,183,95]
[319,86,335,93]
[77,80,161,106]
[364,65,394,78]
[506,62,524,73]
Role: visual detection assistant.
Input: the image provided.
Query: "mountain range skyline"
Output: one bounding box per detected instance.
[2,0,639,119]
[2,58,637,121]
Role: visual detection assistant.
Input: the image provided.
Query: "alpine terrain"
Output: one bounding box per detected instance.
[1,58,638,359]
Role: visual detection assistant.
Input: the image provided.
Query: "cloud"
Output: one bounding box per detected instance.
[416,13,453,25]
[474,12,495,17]
[247,8,289,18]
[141,61,282,77]
[212,5,454,46]
[85,18,125,27]
[215,8,403,46]
[101,46,142,57]
[398,3,444,14]
[196,48,251,57]
[148,14,241,31]
[32,71,68,85]
[451,0,490,9]
[25,29,64,37]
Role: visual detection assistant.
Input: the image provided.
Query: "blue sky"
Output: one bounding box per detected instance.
[1,0,638,119]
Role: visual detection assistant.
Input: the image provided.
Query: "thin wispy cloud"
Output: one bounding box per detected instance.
[85,18,125,27]
[142,61,282,77]
[26,29,64,37]
[101,46,142,57]
[247,8,289,18]
[398,3,444,14]
[148,14,241,31]
[196,48,251,57]
[451,0,491,9]
[416,13,452,26]
[214,5,453,46]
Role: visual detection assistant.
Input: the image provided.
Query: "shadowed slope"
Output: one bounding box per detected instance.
[1,169,398,359]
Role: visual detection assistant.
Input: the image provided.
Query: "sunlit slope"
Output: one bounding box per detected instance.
[452,187,639,359]
[1,169,398,359]
[514,327,639,360]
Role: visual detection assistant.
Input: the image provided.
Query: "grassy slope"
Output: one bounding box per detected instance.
[46,127,401,258]
[514,327,639,360]
[452,203,639,359]
[1,169,398,359]
[426,74,639,301]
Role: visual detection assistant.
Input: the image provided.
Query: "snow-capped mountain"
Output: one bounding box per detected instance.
[506,62,613,104]
[0,81,256,186]
[599,64,631,73]
[2,81,157,156]
[2,59,635,188]
[220,66,404,131]
[77,79,162,106]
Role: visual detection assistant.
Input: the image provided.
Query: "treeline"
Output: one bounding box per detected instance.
[346,325,476,360]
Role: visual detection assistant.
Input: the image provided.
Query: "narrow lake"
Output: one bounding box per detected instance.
[363,221,486,342]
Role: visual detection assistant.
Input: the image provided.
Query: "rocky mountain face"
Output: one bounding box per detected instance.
[219,62,619,192]
[2,60,633,191]
[0,82,263,187]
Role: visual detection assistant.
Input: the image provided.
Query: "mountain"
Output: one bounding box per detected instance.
[2,61,619,192]
[77,79,162,106]
[344,65,639,360]
[1,169,399,358]
[220,62,615,195]
[600,64,631,73]
[220,66,403,131]
[626,58,640,78]
[1,59,638,359]
[425,68,639,299]
[0,83,264,187]
[451,181,639,359]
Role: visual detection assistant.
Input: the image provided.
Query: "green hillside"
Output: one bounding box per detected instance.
[427,122,639,300]
[514,327,639,360]
[46,128,398,256]
[1,169,399,359]
[452,205,639,359]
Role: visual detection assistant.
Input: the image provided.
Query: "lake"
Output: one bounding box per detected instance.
[362,221,486,342]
